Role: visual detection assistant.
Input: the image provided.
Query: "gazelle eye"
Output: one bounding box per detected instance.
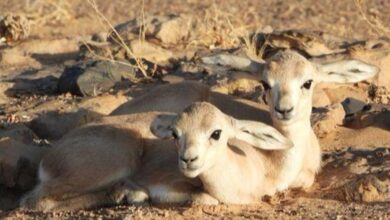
[171,128,179,139]
[210,130,222,140]
[302,80,313,90]
[261,80,271,91]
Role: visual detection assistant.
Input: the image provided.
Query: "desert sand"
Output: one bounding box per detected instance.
[0,0,389,219]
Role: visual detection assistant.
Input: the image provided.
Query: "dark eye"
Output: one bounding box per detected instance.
[171,129,179,139]
[210,130,222,140]
[260,80,271,91]
[302,80,313,90]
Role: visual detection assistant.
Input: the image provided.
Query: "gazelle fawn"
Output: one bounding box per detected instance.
[20,103,292,211]
[112,49,379,191]
[258,51,378,190]
[15,50,379,211]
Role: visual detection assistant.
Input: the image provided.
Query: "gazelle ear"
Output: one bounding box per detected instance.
[317,60,379,83]
[150,113,177,139]
[231,118,293,150]
[201,54,266,73]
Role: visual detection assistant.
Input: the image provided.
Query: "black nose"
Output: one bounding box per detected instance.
[180,156,199,163]
[275,107,294,115]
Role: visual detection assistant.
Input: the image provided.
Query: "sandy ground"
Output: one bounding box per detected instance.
[0,0,389,219]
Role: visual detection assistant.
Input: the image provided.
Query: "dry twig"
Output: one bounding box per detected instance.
[86,0,149,78]
[354,0,390,37]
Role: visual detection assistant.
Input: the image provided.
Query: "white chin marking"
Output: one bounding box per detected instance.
[184,173,198,178]
[182,169,201,178]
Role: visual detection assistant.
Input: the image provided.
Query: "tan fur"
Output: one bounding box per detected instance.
[111,81,210,115]
[109,50,378,192]
[20,102,291,211]
[0,137,45,189]
[261,50,376,190]
[19,112,196,211]
[111,81,271,124]
[267,51,309,79]
[20,120,145,211]
[260,51,321,190]
[18,50,378,211]
[166,102,290,203]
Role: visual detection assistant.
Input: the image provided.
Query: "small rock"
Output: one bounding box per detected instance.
[368,85,390,105]
[348,157,369,174]
[341,97,367,115]
[0,82,14,104]
[342,174,390,203]
[79,41,112,60]
[91,32,109,42]
[343,102,390,129]
[155,15,191,44]
[58,61,136,96]
[129,40,174,64]
[111,15,191,45]
[179,62,204,74]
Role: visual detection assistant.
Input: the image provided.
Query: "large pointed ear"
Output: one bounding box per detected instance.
[231,118,293,150]
[150,113,177,139]
[317,60,379,83]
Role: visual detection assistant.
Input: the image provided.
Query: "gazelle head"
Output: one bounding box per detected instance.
[151,102,292,178]
[260,50,379,125]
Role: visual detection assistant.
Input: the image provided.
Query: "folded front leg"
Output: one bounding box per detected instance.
[191,192,219,205]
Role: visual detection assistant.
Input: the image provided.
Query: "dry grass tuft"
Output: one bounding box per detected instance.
[0,14,30,43]
[354,0,390,37]
[138,0,146,44]
[188,3,249,49]
[85,0,149,79]
[240,31,270,61]
[24,0,73,26]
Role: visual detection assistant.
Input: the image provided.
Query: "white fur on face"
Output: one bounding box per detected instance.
[263,53,316,124]
[183,127,228,178]
[174,111,230,178]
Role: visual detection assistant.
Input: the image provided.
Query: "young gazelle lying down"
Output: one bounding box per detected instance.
[3,50,378,198]
[112,50,380,191]
[20,102,292,211]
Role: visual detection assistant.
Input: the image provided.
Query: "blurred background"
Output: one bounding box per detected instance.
[0,0,389,42]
